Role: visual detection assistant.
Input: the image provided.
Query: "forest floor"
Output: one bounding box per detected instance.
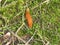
[0,0,60,45]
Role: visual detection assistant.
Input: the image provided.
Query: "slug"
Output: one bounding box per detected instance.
[25,8,33,28]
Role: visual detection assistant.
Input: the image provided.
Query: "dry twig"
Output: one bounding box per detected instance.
[2,1,17,8]
[15,23,25,34]
[10,31,26,43]
[25,30,37,45]
[31,0,50,10]
[45,41,49,45]
[5,40,11,45]
[2,0,7,6]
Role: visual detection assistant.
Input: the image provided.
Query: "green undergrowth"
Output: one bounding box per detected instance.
[0,0,60,45]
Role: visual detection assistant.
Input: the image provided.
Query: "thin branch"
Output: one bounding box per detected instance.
[45,41,49,45]
[0,0,2,2]
[22,12,25,23]
[15,23,25,34]
[31,0,50,10]
[5,40,11,45]
[25,30,37,45]
[37,32,46,45]
[0,0,2,7]
[2,0,7,6]
[13,11,23,19]
[2,1,17,8]
[12,36,14,45]
[10,31,26,43]
[17,44,30,45]
[44,37,50,45]
[24,24,29,30]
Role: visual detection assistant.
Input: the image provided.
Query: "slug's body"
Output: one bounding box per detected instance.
[25,8,33,28]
